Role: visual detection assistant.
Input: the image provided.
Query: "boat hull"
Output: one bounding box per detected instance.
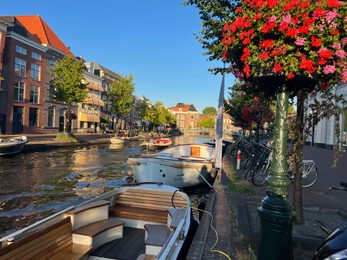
[0,136,28,156]
[128,144,216,188]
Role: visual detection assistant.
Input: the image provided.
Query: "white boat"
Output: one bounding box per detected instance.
[127,143,216,188]
[0,183,192,260]
[141,138,173,151]
[110,136,127,144]
[0,136,28,156]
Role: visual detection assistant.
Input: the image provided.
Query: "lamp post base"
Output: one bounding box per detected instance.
[257,195,295,260]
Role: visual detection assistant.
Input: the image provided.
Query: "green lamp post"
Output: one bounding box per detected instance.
[257,85,294,260]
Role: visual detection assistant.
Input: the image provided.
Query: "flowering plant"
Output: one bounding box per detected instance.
[222,0,347,88]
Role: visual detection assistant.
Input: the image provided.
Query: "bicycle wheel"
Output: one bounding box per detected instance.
[252,162,270,186]
[244,163,257,181]
[302,166,318,188]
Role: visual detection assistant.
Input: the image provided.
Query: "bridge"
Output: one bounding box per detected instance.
[180,129,215,136]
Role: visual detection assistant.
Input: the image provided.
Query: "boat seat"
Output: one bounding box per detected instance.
[66,200,110,229]
[167,208,186,230]
[72,217,124,249]
[0,217,92,260]
[109,189,187,226]
[144,224,171,255]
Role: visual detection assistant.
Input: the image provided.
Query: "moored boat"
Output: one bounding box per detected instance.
[141,138,173,151]
[110,136,127,144]
[127,143,216,188]
[0,183,193,260]
[0,136,28,156]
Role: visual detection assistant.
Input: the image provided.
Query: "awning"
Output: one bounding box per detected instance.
[80,113,94,122]
[84,97,104,106]
[92,115,100,123]
[87,84,104,92]
[80,113,100,122]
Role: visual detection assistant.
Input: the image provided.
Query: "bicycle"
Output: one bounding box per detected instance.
[288,159,318,188]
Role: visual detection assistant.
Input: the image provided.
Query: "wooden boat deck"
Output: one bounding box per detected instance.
[90,226,145,259]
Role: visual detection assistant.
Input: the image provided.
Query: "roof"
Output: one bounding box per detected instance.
[15,15,74,56]
[172,103,198,113]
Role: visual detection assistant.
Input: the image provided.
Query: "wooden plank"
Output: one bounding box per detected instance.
[0,217,91,260]
[66,200,110,215]
[136,254,156,260]
[0,217,72,259]
[144,224,171,247]
[73,218,124,237]
[109,205,168,223]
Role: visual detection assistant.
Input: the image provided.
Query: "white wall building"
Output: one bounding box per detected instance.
[306,82,347,150]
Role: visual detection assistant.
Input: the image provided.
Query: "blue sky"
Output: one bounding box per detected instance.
[2,0,232,113]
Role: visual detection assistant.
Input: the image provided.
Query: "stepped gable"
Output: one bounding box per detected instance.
[15,15,74,56]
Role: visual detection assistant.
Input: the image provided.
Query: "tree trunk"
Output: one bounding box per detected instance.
[292,90,305,224]
[66,103,72,133]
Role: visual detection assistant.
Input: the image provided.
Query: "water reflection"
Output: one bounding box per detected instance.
[0,136,211,237]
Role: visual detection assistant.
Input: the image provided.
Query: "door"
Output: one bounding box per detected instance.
[13,106,23,134]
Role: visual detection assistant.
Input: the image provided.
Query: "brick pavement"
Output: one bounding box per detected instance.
[186,145,347,260]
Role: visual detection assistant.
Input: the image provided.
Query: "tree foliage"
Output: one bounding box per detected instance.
[50,55,87,133]
[108,74,135,118]
[198,116,215,128]
[202,106,217,115]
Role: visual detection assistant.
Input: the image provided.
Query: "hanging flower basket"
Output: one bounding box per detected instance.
[222,0,347,91]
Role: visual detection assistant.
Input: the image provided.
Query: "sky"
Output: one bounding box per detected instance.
[1,0,233,113]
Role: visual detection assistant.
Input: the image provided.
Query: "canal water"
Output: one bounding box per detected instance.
[0,136,212,238]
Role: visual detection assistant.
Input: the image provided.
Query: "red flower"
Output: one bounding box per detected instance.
[273,63,283,73]
[254,96,259,102]
[318,48,333,59]
[259,52,269,60]
[286,28,298,37]
[327,0,341,8]
[330,29,339,35]
[236,7,243,13]
[243,38,251,45]
[311,36,322,47]
[260,39,275,50]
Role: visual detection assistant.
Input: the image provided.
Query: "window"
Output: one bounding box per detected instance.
[31,63,41,81]
[30,85,39,104]
[14,82,24,102]
[48,106,54,127]
[180,115,185,120]
[15,58,26,77]
[50,59,55,69]
[15,45,27,55]
[29,107,38,127]
[31,52,41,60]
[49,84,55,101]
[191,114,195,119]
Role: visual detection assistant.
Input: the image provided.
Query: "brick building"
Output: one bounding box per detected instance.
[169,103,199,130]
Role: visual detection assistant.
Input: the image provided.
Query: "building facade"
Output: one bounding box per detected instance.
[306,83,347,150]
[169,103,199,130]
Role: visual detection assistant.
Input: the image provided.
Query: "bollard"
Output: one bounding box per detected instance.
[237,150,241,170]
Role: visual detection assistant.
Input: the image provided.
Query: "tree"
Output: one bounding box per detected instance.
[198,117,215,128]
[225,81,274,138]
[145,102,175,132]
[108,75,135,131]
[50,55,87,133]
[202,106,217,115]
